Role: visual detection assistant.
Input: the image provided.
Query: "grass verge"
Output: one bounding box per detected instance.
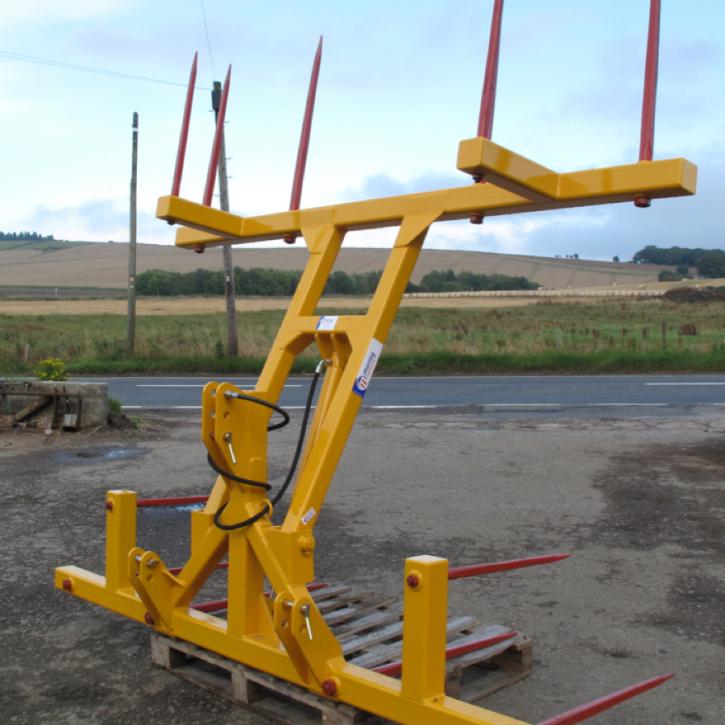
[3,300,725,376]
[0,349,714,376]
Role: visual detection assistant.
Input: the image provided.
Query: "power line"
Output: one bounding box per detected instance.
[0,49,212,90]
[200,0,217,78]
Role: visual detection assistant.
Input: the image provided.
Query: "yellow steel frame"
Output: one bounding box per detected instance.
[56,138,696,725]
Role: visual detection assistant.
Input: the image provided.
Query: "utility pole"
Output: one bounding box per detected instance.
[127,111,138,355]
[212,80,238,357]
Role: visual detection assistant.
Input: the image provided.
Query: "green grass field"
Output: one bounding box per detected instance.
[2,298,725,375]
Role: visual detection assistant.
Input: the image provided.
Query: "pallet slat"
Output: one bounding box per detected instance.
[150,581,532,723]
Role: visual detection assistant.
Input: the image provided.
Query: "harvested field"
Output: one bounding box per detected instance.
[0,243,670,291]
[0,295,537,316]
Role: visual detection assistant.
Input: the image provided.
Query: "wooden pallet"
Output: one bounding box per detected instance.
[150,583,532,724]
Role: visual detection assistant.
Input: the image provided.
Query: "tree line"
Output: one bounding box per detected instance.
[136,267,539,297]
[0,231,55,241]
[634,245,725,278]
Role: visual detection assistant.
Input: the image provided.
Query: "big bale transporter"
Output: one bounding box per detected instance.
[56,2,696,722]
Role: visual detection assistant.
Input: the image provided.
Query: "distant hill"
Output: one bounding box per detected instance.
[0,240,672,292]
[0,239,90,253]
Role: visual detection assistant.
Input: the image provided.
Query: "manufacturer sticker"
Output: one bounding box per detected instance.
[352,338,383,398]
[316,315,338,331]
[301,507,316,525]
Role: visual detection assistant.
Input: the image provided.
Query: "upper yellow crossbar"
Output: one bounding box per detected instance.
[157,138,696,249]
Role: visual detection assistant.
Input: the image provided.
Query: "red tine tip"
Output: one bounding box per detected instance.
[537,673,674,725]
[171,52,198,197]
[284,35,323,244]
[448,552,570,580]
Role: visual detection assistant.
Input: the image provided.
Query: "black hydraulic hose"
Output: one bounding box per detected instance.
[212,365,324,531]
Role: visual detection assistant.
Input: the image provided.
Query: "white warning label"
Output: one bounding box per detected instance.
[352,338,383,398]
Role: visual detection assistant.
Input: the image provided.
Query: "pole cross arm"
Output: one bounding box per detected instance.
[158,139,696,250]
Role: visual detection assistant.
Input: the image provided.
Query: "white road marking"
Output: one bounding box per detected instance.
[484,403,561,407]
[645,382,725,386]
[591,403,667,407]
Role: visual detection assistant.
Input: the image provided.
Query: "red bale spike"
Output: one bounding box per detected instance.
[448,552,570,580]
[203,64,232,207]
[635,0,661,208]
[470,0,505,223]
[135,495,209,508]
[537,673,674,725]
[284,35,323,244]
[374,630,517,678]
[477,0,505,141]
[639,0,661,162]
[192,598,228,613]
[171,52,198,197]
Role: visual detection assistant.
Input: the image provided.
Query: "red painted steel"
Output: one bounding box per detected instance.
[203,65,232,207]
[284,36,323,244]
[537,673,674,725]
[470,0,504,222]
[639,0,661,162]
[171,52,198,196]
[193,598,227,613]
[373,631,517,678]
[290,36,323,212]
[136,495,209,508]
[477,0,505,139]
[448,553,570,580]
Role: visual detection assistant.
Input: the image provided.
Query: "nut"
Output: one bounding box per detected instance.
[299,535,316,555]
[321,678,338,697]
[406,573,420,588]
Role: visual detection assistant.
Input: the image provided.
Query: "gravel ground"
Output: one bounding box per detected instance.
[1,408,723,724]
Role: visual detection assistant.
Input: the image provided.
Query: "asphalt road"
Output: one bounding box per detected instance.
[75,373,725,418]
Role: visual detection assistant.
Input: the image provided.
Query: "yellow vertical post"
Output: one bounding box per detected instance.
[401,555,448,701]
[227,531,268,637]
[105,490,137,590]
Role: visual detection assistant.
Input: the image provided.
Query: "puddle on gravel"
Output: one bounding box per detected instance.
[51,446,149,465]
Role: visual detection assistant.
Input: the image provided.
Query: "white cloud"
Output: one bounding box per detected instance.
[22,198,167,243]
[0,1,126,25]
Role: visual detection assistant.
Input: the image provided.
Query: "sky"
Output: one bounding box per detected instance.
[1,0,723,261]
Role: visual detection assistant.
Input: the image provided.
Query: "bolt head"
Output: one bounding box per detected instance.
[105,500,113,511]
[321,678,338,697]
[144,612,155,625]
[634,195,651,208]
[469,214,484,225]
[406,573,420,588]
[62,578,73,592]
